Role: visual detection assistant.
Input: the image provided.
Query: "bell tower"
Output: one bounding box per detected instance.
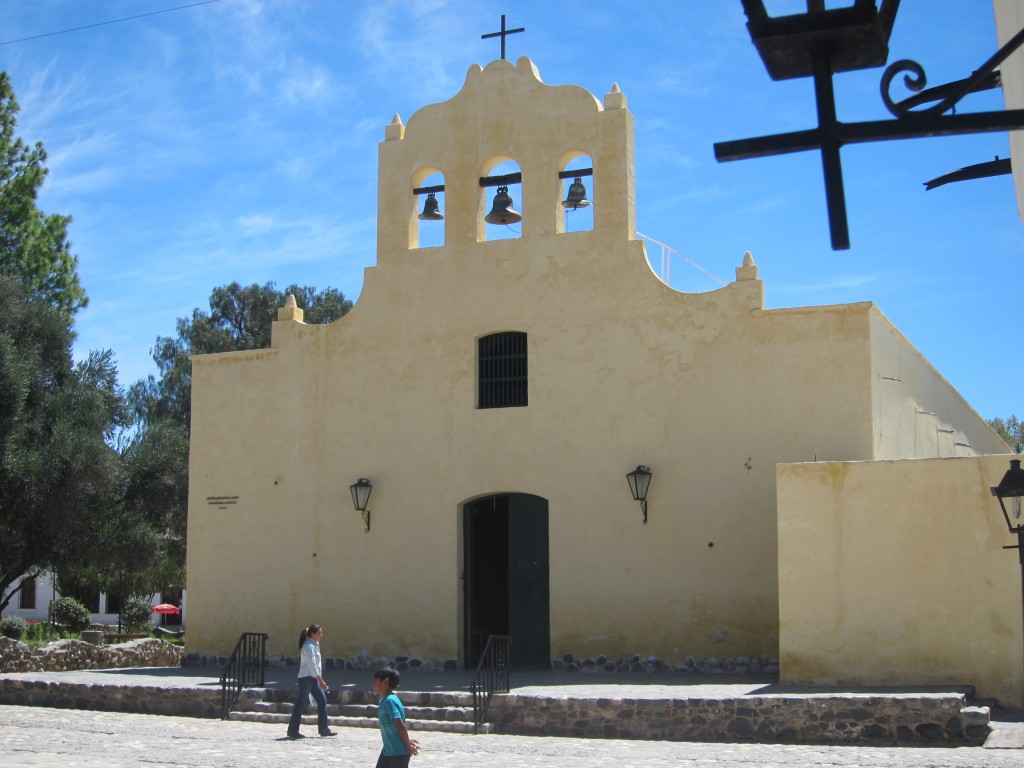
[375,57,636,265]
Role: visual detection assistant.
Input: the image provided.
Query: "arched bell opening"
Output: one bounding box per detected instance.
[412,168,445,250]
[480,158,523,242]
[557,152,594,234]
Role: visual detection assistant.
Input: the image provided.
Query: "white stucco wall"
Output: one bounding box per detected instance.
[995,0,1024,220]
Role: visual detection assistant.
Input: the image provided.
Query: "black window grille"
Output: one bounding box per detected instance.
[479,332,527,408]
[19,577,35,610]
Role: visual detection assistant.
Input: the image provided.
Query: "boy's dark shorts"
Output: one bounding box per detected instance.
[375,753,411,768]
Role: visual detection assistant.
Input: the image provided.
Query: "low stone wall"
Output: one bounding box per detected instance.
[0,636,183,673]
[490,692,990,744]
[0,676,227,718]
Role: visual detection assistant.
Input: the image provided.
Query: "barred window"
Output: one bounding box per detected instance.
[478,332,527,409]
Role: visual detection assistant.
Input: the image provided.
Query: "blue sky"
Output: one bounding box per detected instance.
[2,1,1022,421]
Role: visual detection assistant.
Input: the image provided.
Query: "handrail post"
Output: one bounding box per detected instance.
[470,634,510,733]
[219,631,269,719]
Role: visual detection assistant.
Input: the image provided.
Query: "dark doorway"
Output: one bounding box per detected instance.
[464,493,550,670]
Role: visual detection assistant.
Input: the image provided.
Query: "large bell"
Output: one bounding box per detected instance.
[561,176,591,210]
[484,185,521,225]
[418,192,444,221]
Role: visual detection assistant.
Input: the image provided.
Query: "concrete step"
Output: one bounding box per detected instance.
[227,710,493,734]
[229,688,490,735]
[238,700,474,723]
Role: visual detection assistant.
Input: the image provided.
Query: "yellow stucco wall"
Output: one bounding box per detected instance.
[868,310,1009,459]
[186,57,1007,669]
[778,455,1024,707]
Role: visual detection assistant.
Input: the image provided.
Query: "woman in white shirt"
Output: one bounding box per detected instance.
[286,623,337,738]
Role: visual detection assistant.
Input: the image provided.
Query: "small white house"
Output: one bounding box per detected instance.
[1,571,184,629]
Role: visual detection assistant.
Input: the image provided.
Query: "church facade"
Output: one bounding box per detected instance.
[186,57,1017,702]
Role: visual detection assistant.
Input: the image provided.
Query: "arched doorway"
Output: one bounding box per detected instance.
[463,493,550,670]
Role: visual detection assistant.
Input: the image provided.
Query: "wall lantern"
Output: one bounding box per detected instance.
[626,465,652,525]
[991,459,1024,561]
[350,478,373,533]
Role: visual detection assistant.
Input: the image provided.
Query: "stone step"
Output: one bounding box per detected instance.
[260,690,474,708]
[236,699,474,723]
[227,710,492,734]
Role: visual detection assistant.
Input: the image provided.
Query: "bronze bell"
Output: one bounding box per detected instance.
[418,192,444,221]
[485,185,521,225]
[561,176,591,210]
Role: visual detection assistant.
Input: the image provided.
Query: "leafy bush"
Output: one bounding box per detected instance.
[121,598,153,634]
[1,615,26,640]
[23,620,53,643]
[50,596,91,632]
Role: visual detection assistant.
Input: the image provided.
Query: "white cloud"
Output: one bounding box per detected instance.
[237,214,274,235]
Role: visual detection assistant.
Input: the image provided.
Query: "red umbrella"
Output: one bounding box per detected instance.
[152,603,181,615]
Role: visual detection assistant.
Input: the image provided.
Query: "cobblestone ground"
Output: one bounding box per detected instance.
[1,706,1022,768]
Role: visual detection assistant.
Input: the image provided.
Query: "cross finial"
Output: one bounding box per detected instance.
[481,14,524,61]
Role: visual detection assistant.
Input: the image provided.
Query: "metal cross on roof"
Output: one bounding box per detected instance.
[482,14,524,61]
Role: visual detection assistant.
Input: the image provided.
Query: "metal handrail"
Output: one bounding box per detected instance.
[470,634,510,734]
[219,631,268,719]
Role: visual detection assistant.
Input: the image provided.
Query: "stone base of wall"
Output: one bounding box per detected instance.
[183,650,459,673]
[490,692,990,744]
[0,636,183,673]
[554,653,780,675]
[0,677,224,718]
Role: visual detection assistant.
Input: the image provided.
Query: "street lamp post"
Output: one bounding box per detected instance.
[991,458,1024,686]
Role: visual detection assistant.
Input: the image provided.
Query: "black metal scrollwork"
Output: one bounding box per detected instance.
[883,24,1024,119]
[882,59,1003,118]
[881,59,927,117]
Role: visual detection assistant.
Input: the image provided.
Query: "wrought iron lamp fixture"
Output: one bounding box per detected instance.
[626,465,652,525]
[715,0,1024,250]
[991,459,1024,562]
[350,477,373,533]
[991,458,1024,671]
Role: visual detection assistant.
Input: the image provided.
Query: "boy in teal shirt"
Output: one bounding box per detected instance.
[372,667,419,768]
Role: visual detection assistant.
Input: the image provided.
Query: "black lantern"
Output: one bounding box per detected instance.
[992,460,1024,559]
[350,478,373,533]
[740,0,899,81]
[626,465,652,525]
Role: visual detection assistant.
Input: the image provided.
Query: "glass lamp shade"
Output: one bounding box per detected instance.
[350,478,373,512]
[626,465,652,502]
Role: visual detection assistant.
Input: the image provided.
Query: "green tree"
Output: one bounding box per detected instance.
[0,277,125,616]
[117,282,352,598]
[112,418,190,592]
[0,72,85,318]
[989,415,1022,453]
[129,282,352,431]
